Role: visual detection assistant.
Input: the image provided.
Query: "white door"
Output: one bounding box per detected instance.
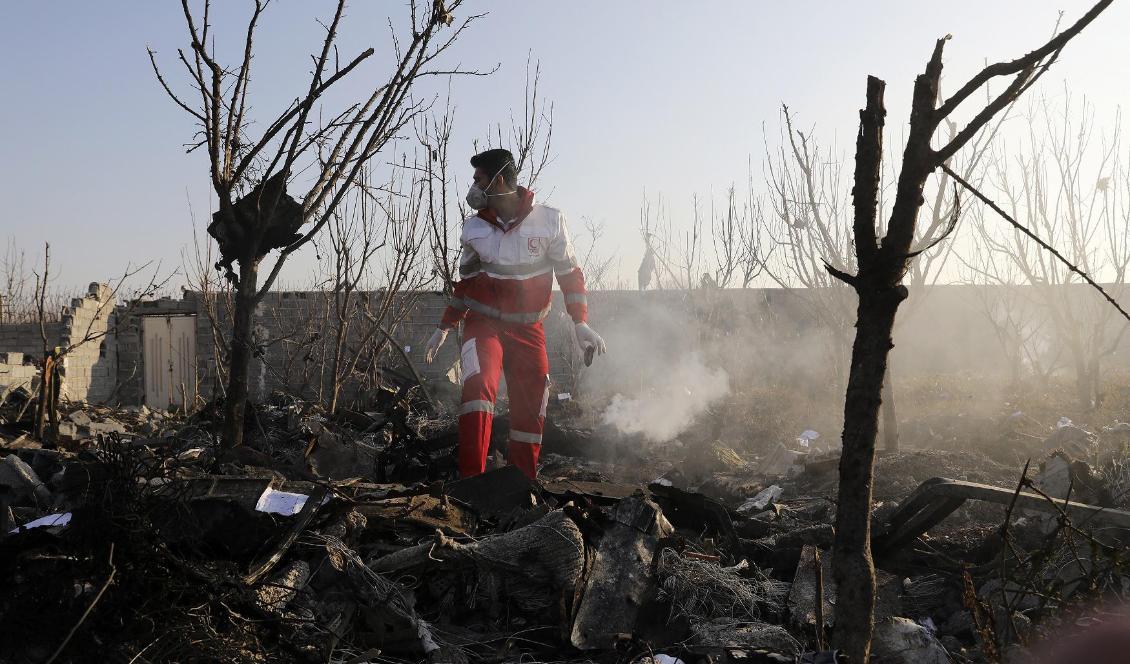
[143,315,197,408]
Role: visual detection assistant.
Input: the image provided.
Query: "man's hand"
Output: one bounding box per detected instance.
[425,327,449,363]
[574,322,607,360]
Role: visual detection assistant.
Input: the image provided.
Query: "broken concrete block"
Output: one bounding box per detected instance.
[871,617,949,664]
[66,410,93,427]
[0,454,52,506]
[0,352,24,365]
[88,417,126,435]
[54,421,89,447]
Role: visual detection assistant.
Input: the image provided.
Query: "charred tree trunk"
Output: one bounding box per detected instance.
[881,362,899,452]
[827,5,1114,655]
[35,352,58,443]
[833,283,905,655]
[222,260,260,449]
[833,54,945,657]
[830,75,889,661]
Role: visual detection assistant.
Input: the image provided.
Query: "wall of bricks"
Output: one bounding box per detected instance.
[0,321,65,360]
[0,283,117,403]
[0,351,37,399]
[113,294,215,408]
[58,284,117,403]
[6,283,1130,407]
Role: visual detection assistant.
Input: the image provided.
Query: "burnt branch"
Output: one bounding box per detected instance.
[943,163,1130,323]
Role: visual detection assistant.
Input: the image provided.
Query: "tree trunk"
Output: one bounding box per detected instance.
[327,298,350,415]
[1073,352,1102,410]
[832,284,906,661]
[222,261,259,448]
[35,353,55,442]
[881,361,899,452]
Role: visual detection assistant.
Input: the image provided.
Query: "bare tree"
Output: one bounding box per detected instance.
[637,194,706,291]
[575,218,621,291]
[476,58,555,190]
[152,0,482,447]
[826,3,1111,659]
[710,180,766,289]
[183,205,236,400]
[419,92,461,295]
[1,238,29,325]
[962,234,1058,385]
[322,161,431,413]
[761,105,993,411]
[762,109,858,389]
[966,92,1130,408]
[321,168,387,414]
[2,238,72,325]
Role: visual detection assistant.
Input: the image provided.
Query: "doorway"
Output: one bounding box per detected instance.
[142,315,197,409]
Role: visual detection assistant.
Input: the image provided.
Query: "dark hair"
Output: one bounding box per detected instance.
[470,148,518,187]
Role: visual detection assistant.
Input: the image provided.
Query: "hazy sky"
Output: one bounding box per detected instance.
[3,1,1128,292]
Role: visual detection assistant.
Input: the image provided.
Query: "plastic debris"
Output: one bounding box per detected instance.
[739,484,783,513]
[10,512,72,534]
[797,429,820,448]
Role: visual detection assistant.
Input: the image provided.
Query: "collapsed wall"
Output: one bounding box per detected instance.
[0,283,116,403]
[60,283,117,402]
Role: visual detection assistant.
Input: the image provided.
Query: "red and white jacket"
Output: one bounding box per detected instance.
[439,188,588,329]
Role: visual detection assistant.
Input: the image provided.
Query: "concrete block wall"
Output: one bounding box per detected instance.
[0,351,38,399]
[0,321,65,360]
[9,282,1130,408]
[0,283,117,404]
[59,283,117,403]
[114,294,214,408]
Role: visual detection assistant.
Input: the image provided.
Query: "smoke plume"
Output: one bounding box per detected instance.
[600,352,730,442]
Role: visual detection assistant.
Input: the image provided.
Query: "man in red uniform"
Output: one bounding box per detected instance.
[424,149,606,479]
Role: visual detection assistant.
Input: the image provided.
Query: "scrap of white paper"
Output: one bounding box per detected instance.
[10,512,72,534]
[255,487,310,516]
[557,392,572,401]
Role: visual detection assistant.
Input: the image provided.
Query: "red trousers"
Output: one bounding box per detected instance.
[458,315,550,479]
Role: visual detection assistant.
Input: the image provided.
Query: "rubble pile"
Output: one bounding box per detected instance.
[4,383,1130,662]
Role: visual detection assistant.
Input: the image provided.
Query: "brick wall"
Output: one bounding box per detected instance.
[7,283,1130,407]
[0,283,118,404]
[0,321,65,360]
[0,351,37,399]
[113,294,214,408]
[59,284,117,403]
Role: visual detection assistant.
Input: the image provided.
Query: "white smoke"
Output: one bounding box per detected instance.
[600,352,730,442]
[572,294,733,444]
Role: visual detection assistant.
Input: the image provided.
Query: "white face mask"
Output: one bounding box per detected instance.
[466,161,516,210]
